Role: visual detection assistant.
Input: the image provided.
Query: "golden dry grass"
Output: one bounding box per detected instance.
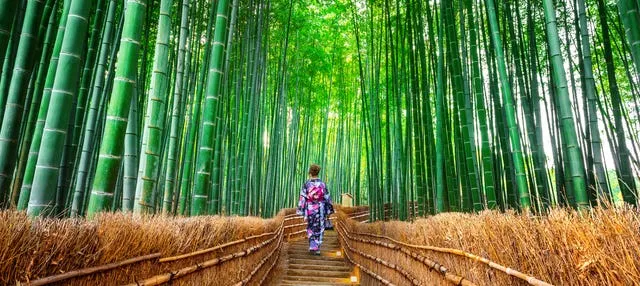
[5,206,637,285]
[340,206,640,285]
[0,210,283,285]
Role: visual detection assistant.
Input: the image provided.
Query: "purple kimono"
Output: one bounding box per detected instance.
[296,178,333,251]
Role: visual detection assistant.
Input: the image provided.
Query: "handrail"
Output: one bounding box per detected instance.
[337,223,476,286]
[338,240,396,286]
[337,227,421,285]
[26,210,387,285]
[257,241,281,286]
[22,221,285,285]
[337,222,475,286]
[160,222,284,263]
[342,220,553,286]
[232,230,283,286]
[349,212,369,220]
[125,223,285,286]
[284,211,369,240]
[25,253,162,286]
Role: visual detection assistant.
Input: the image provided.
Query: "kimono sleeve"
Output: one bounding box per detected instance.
[323,183,334,215]
[296,182,308,217]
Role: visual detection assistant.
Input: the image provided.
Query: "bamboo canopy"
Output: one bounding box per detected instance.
[0,0,638,219]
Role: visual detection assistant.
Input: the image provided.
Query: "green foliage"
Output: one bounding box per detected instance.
[0,0,639,219]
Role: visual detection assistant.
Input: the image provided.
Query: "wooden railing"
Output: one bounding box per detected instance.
[23,215,286,286]
[126,222,284,286]
[22,207,380,285]
[336,209,553,286]
[336,221,474,286]
[283,207,370,240]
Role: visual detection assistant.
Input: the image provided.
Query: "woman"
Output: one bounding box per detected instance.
[296,164,334,254]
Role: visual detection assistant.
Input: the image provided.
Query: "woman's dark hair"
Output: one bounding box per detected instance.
[309,164,321,176]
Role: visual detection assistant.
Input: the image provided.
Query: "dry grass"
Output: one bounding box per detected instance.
[6,206,636,285]
[0,210,283,285]
[340,206,640,285]
[337,205,370,216]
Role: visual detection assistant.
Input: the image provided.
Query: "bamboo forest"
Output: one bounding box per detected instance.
[1,0,640,285]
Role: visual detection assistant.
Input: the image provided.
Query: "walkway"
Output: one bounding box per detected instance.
[276,230,358,285]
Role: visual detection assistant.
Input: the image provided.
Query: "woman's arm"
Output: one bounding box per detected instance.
[323,183,334,214]
[296,183,308,218]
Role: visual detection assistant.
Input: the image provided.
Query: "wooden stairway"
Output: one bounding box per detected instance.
[278,230,358,286]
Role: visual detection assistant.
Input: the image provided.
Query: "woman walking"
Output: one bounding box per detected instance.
[296,164,334,254]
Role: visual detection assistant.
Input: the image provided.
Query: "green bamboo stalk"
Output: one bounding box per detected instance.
[578,0,609,199]
[434,1,446,213]
[485,0,531,211]
[0,0,19,73]
[70,0,107,180]
[192,0,230,216]
[618,0,640,78]
[163,0,190,213]
[28,0,95,216]
[71,0,118,215]
[10,0,60,206]
[17,0,71,211]
[134,0,174,214]
[86,0,147,217]
[0,0,46,206]
[467,0,495,210]
[123,89,138,212]
[541,0,588,208]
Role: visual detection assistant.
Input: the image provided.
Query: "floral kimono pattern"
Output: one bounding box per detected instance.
[296,179,333,251]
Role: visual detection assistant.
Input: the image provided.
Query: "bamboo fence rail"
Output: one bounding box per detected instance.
[21,220,285,285]
[342,246,396,286]
[337,222,475,286]
[24,253,162,286]
[232,230,284,286]
[336,225,422,285]
[124,222,284,286]
[282,207,370,240]
[349,227,553,286]
[159,223,283,263]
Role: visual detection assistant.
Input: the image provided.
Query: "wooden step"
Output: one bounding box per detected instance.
[289,242,332,247]
[274,231,355,285]
[288,263,351,272]
[279,280,357,286]
[289,244,341,251]
[291,238,340,244]
[287,268,351,278]
[281,275,353,284]
[290,240,340,245]
[291,234,339,240]
[287,247,343,259]
[290,240,340,246]
[287,254,345,262]
[289,258,348,267]
[291,241,340,247]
